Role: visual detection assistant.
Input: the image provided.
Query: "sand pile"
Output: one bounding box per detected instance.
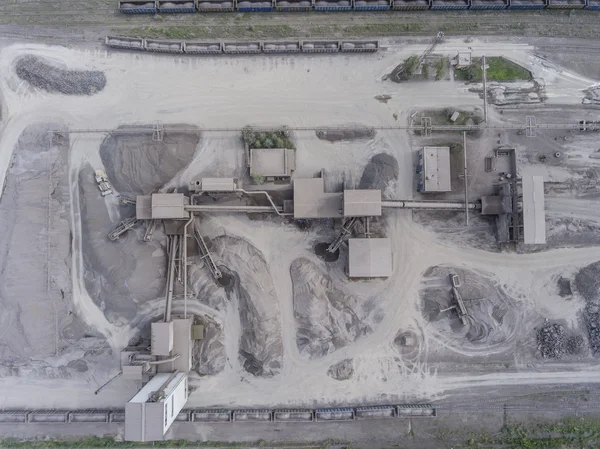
[193,317,225,376]
[99,127,199,195]
[290,257,380,359]
[15,56,106,95]
[78,164,166,325]
[213,236,283,377]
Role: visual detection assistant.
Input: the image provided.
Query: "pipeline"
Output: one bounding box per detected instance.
[381,200,480,210]
[185,205,284,214]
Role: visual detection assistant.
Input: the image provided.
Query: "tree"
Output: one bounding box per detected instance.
[404,55,420,77]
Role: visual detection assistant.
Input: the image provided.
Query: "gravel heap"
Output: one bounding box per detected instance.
[566,335,585,355]
[15,56,106,95]
[327,358,354,381]
[584,303,600,354]
[537,323,566,359]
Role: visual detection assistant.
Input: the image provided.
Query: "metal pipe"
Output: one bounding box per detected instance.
[146,353,181,365]
[463,131,469,226]
[94,371,123,395]
[183,214,194,319]
[381,201,479,210]
[235,189,285,216]
[185,205,289,214]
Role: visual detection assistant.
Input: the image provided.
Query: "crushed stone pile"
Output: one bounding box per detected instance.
[327,358,354,381]
[537,322,566,359]
[15,56,106,95]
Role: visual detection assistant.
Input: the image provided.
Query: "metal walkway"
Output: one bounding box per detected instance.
[381,200,480,210]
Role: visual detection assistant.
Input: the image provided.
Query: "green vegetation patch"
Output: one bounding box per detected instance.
[455,56,532,83]
[243,126,295,149]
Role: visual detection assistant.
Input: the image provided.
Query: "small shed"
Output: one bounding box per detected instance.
[417,147,451,193]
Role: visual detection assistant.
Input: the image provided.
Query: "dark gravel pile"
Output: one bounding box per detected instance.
[566,335,585,355]
[584,303,600,354]
[15,56,106,95]
[537,323,566,359]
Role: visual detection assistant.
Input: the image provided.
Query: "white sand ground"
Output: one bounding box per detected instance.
[1,38,600,410]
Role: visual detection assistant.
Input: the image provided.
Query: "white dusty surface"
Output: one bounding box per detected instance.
[1,38,600,410]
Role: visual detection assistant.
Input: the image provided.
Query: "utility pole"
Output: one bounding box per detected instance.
[482,55,488,123]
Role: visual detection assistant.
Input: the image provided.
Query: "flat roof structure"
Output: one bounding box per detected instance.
[197,178,237,192]
[125,372,188,442]
[348,238,392,278]
[157,318,192,374]
[250,148,296,178]
[343,190,382,217]
[418,147,451,193]
[136,195,152,219]
[151,193,189,220]
[293,178,343,219]
[522,174,546,244]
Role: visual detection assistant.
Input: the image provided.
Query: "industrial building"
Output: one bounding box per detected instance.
[250,148,296,180]
[125,372,188,442]
[292,177,343,219]
[417,146,451,193]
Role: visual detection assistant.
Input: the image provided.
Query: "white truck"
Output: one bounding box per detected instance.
[95,170,113,197]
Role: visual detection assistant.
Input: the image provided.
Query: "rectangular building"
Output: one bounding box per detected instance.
[293,178,343,219]
[348,238,392,278]
[151,193,189,219]
[125,372,188,442]
[522,174,546,244]
[417,147,451,193]
[343,189,382,217]
[250,148,296,179]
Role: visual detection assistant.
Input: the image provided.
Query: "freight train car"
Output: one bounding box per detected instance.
[586,0,600,8]
[470,0,507,8]
[184,42,223,53]
[431,0,469,8]
[302,40,340,52]
[275,0,313,10]
[392,0,430,9]
[105,36,146,50]
[119,0,158,12]
[158,0,197,11]
[547,0,584,7]
[340,40,378,51]
[146,39,184,53]
[354,0,391,10]
[507,0,547,7]
[263,41,302,52]
[223,41,263,53]
[314,0,353,10]
[236,0,275,10]
[196,0,236,10]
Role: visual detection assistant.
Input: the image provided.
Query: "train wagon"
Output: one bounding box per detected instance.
[470,0,507,8]
[233,410,273,422]
[119,0,158,13]
[547,0,584,7]
[508,0,546,7]
[340,40,378,52]
[396,405,437,418]
[263,41,302,52]
[354,0,391,10]
[223,41,263,53]
[236,0,275,10]
[585,0,600,7]
[315,408,354,421]
[184,41,223,53]
[275,0,313,10]
[192,409,232,422]
[355,406,396,419]
[273,409,314,422]
[196,0,236,10]
[158,0,197,11]
[392,0,430,9]
[431,0,469,8]
[302,40,340,52]
[146,39,184,53]
[314,0,353,10]
[105,36,146,50]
